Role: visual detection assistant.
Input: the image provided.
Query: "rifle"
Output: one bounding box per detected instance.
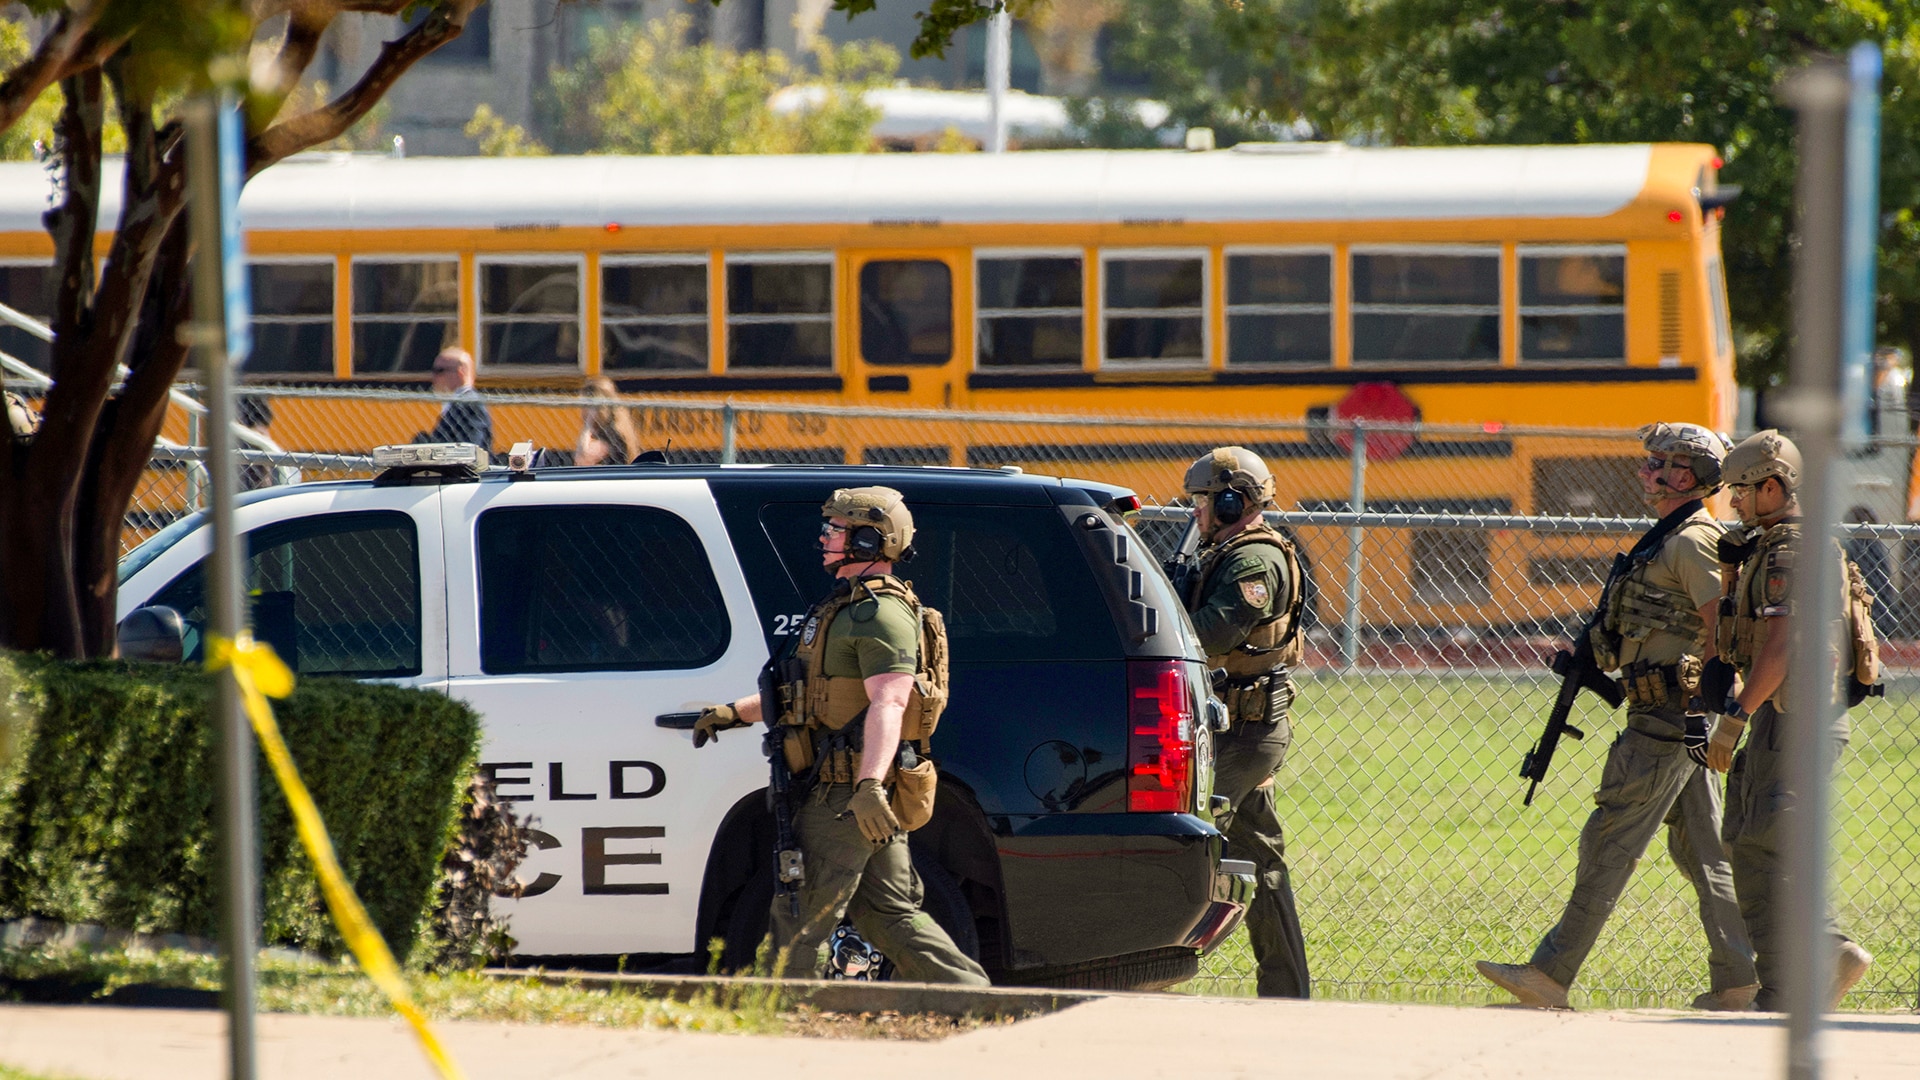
[1163,511,1203,600]
[759,656,806,917]
[1519,552,1628,806]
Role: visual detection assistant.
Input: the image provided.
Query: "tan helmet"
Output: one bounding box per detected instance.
[822,486,915,562]
[1723,429,1803,493]
[1638,421,1733,499]
[1184,446,1275,524]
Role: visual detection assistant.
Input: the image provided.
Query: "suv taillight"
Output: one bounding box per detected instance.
[1127,660,1195,812]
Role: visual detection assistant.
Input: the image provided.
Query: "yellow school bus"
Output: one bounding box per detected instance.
[0,142,1738,627]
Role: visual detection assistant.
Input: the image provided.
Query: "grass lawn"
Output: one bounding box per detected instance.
[1179,673,1920,1010]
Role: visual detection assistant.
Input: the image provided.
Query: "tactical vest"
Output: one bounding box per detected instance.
[1589,508,1717,673]
[1717,521,1881,710]
[1188,523,1306,678]
[783,575,950,746]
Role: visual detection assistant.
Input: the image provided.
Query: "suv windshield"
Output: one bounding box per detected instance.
[758,501,1120,662]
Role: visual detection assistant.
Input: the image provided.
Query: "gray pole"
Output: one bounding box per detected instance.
[185,94,257,1080]
[1779,58,1849,1080]
[985,8,1011,153]
[1342,423,1368,668]
[719,403,737,465]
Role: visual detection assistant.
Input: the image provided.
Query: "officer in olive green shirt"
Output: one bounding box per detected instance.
[1478,423,1755,1011]
[1180,447,1311,998]
[695,487,988,986]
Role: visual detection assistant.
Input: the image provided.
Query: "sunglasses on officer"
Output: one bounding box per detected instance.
[1640,454,1695,474]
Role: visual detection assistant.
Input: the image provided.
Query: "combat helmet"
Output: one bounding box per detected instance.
[1723,429,1802,494]
[1638,422,1733,501]
[1184,446,1275,525]
[822,485,915,563]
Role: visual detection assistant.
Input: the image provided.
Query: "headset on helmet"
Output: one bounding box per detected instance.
[1638,421,1734,501]
[1722,429,1803,493]
[821,486,916,565]
[1183,446,1276,526]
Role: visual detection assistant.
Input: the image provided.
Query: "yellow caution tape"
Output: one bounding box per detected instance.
[208,632,466,1080]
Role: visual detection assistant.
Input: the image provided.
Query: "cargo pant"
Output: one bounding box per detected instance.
[1722,703,1852,998]
[1530,707,1756,993]
[769,780,990,986]
[1212,692,1311,998]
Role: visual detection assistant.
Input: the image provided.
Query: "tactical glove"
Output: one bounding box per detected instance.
[692,703,745,748]
[1707,710,1746,774]
[1684,712,1710,769]
[1698,658,1736,713]
[847,778,902,844]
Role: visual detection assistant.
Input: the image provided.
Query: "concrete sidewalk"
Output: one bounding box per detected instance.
[2,997,1917,1079]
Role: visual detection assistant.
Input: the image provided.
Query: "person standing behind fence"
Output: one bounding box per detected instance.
[1178,447,1311,998]
[1709,429,1876,1012]
[575,377,638,466]
[1478,422,1757,1011]
[413,347,492,452]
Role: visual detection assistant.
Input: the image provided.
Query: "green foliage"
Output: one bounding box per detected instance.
[465,104,548,157]
[826,0,1050,60]
[1104,1,1920,388]
[541,15,896,155]
[0,654,480,959]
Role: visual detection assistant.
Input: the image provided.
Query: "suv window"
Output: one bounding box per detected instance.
[757,501,1119,661]
[150,511,421,677]
[477,505,730,673]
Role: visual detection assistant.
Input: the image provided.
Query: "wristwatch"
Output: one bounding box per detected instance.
[1723,700,1750,722]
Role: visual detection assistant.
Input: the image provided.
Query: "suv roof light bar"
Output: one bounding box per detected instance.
[372,442,489,484]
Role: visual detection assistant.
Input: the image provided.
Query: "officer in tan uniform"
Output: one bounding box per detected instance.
[1180,447,1311,998]
[694,487,989,986]
[1478,423,1756,1010]
[1710,430,1874,1011]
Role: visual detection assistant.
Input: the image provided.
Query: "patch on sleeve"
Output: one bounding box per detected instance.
[1239,578,1271,607]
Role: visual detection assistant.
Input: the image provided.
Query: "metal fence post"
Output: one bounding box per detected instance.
[1342,422,1368,668]
[186,409,206,509]
[1780,57,1851,1080]
[720,403,737,465]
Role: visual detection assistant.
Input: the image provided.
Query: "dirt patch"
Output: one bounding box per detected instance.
[780,1005,1036,1041]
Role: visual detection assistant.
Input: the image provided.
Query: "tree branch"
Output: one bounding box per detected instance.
[45,70,104,352]
[0,7,110,135]
[253,5,333,127]
[246,0,482,173]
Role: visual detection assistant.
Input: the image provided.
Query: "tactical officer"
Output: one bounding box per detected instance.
[1710,430,1874,1011]
[1179,447,1311,998]
[1478,423,1757,1010]
[693,487,989,986]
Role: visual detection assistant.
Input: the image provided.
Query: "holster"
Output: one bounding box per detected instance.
[1218,668,1293,728]
[1620,657,1701,710]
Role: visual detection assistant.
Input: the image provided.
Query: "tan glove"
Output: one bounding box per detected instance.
[1707,713,1746,774]
[847,778,902,843]
[693,703,745,748]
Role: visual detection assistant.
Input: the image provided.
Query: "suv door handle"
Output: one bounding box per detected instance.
[655,712,702,729]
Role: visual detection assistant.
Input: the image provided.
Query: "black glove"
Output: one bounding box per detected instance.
[1684,712,1710,768]
[1698,657,1736,713]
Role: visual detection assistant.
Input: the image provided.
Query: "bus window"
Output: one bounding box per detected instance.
[602,256,708,372]
[1351,248,1499,364]
[480,258,582,369]
[727,254,832,370]
[352,258,458,375]
[1102,250,1206,365]
[1518,246,1625,364]
[245,260,334,375]
[0,261,52,371]
[976,253,1081,368]
[858,259,951,366]
[1226,250,1333,366]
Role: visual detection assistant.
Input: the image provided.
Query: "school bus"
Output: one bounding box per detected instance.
[0,142,1742,629]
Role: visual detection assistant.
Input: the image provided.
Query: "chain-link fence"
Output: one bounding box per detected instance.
[115,388,1919,1009]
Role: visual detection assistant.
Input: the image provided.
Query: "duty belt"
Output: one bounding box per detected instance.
[1620,659,1695,711]
[1217,667,1290,691]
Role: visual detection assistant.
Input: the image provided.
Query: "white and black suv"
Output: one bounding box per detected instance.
[116,455,1253,989]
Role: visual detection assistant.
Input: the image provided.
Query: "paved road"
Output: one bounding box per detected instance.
[2,997,1917,1079]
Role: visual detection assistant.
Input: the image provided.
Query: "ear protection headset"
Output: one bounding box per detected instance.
[1212,486,1248,526]
[847,523,886,558]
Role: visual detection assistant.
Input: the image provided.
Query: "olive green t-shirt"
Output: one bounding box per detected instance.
[819,581,920,679]
[1190,541,1293,659]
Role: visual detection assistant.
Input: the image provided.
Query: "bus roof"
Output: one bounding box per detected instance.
[0,143,1681,234]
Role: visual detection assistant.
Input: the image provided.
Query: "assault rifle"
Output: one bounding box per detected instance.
[1519,552,1628,806]
[759,656,806,917]
[1162,513,1203,599]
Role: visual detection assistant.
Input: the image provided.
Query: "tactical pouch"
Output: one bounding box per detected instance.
[890,758,938,832]
[782,728,815,774]
[1620,659,1698,709]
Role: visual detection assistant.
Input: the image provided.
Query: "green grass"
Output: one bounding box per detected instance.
[1179,673,1920,1010]
[0,1068,84,1080]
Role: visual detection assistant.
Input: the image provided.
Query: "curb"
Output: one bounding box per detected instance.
[482,967,1105,1019]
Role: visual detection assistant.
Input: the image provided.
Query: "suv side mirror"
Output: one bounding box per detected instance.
[118,606,186,663]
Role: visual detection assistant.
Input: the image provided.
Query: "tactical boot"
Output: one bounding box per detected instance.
[1475,961,1570,1009]
[1830,941,1873,1011]
[1690,983,1759,1012]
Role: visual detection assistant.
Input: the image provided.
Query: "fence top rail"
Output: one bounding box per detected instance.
[149,445,375,470]
[1133,504,1920,539]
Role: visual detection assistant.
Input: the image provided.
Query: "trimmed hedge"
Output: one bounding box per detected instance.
[0,652,480,957]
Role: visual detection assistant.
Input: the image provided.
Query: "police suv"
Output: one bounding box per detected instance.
[115,447,1254,988]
